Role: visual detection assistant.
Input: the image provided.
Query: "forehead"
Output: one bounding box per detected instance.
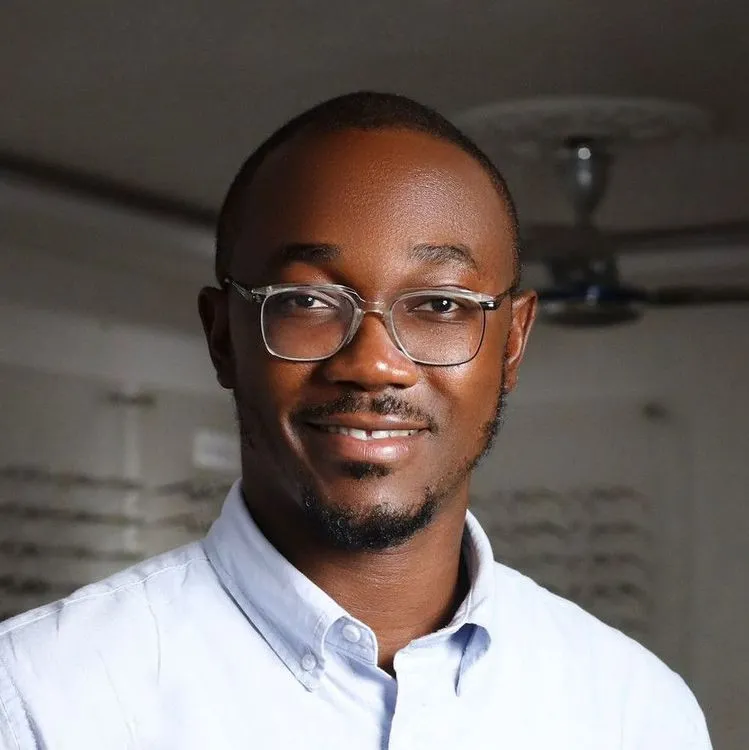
[232,128,515,286]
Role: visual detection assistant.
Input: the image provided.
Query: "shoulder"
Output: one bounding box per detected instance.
[0,542,210,642]
[0,543,214,669]
[490,559,649,658]
[0,543,221,747]
[490,561,711,747]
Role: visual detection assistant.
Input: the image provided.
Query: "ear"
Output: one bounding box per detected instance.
[503,290,537,392]
[198,287,236,389]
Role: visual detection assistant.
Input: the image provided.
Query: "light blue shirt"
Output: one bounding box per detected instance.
[0,481,711,749]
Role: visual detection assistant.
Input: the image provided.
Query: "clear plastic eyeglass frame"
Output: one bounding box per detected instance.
[224,277,513,366]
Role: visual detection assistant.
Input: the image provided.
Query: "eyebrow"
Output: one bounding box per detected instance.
[267,241,478,272]
[272,242,342,266]
[408,243,479,272]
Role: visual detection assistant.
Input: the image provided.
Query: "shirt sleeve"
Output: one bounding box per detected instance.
[0,658,35,750]
[624,651,713,750]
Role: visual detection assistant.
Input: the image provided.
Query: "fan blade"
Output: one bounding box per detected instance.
[611,221,749,253]
[0,150,217,229]
[647,285,749,306]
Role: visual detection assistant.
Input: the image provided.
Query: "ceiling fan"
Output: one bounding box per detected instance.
[454,96,749,325]
[523,137,749,326]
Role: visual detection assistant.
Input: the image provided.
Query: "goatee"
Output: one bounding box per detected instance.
[297,379,509,552]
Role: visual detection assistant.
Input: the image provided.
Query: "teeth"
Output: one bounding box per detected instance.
[369,429,418,439]
[318,425,419,440]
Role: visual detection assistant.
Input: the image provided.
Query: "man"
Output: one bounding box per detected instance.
[0,92,710,748]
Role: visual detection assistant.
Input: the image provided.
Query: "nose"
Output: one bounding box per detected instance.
[319,313,420,391]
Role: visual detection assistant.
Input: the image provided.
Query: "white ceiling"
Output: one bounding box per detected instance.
[1,0,748,231]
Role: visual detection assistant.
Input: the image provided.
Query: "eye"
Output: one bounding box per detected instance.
[288,294,332,309]
[276,291,338,310]
[413,297,462,314]
[270,289,343,317]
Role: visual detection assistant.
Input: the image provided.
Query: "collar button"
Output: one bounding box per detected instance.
[342,623,362,644]
[301,653,318,672]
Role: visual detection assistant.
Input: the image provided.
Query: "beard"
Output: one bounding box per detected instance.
[235,367,509,553]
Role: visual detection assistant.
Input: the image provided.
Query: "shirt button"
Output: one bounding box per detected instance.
[342,624,362,643]
[301,653,318,672]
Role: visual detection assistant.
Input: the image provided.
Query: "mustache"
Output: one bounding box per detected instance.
[292,392,439,433]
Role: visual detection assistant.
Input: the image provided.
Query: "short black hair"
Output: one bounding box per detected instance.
[215,91,519,285]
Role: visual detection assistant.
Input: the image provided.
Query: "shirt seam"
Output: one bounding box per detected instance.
[0,655,22,749]
[0,557,208,639]
[204,539,322,686]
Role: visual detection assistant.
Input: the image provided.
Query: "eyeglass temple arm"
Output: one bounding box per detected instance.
[224,277,266,304]
[481,288,515,310]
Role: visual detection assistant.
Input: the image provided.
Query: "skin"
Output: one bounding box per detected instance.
[199,128,536,673]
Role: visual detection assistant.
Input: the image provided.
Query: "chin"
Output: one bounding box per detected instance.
[307,467,422,512]
[298,469,440,551]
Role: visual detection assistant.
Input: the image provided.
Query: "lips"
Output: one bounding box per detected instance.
[301,415,429,465]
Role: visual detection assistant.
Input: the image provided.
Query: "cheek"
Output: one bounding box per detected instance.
[431,350,504,440]
[231,309,306,415]
[240,355,311,419]
[424,318,507,440]
[234,357,315,461]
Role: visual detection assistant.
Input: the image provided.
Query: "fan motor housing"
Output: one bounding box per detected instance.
[539,282,647,326]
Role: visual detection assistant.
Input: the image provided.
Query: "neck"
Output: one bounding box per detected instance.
[244,483,470,674]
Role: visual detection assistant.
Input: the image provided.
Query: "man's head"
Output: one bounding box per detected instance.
[200,92,536,552]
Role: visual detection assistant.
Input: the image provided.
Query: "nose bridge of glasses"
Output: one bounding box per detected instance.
[341,300,394,349]
[358,299,390,315]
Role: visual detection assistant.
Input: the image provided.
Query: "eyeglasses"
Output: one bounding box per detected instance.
[224,278,513,366]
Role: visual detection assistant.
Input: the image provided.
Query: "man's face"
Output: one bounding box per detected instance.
[201,128,536,550]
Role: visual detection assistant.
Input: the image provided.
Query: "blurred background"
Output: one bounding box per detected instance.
[1,2,748,747]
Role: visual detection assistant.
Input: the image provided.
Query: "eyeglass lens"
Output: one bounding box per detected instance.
[261,288,484,365]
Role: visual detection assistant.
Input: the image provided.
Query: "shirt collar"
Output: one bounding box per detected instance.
[203,480,496,691]
[453,510,496,693]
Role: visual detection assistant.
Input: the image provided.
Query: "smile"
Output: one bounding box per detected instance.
[314,425,421,440]
[302,418,428,465]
